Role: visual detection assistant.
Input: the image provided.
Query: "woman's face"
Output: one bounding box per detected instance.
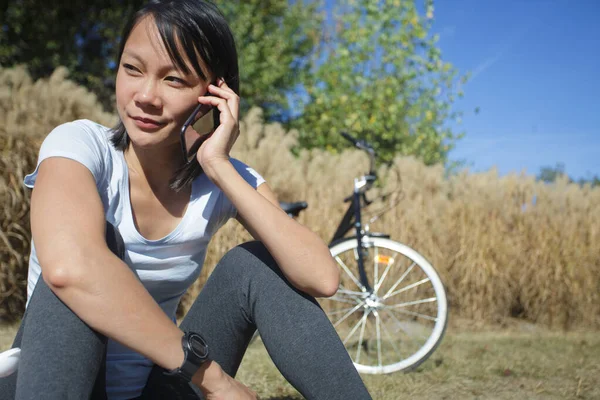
[115,16,212,153]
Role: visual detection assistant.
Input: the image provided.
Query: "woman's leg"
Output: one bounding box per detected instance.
[3,278,108,400]
[0,222,125,400]
[142,241,371,400]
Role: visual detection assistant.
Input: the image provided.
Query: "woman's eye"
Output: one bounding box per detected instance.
[165,76,187,86]
[122,63,141,74]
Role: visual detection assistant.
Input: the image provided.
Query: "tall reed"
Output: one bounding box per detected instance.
[1,66,598,328]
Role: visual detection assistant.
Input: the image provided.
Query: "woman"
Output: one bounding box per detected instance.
[0,1,372,399]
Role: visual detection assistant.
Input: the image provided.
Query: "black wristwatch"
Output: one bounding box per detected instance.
[164,331,210,382]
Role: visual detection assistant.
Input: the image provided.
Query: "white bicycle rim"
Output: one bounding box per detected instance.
[324,237,448,374]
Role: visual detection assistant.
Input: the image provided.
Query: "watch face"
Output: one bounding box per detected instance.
[189,333,209,359]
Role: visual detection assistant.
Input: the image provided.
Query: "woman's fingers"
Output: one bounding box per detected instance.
[194,79,240,158]
[217,79,240,141]
[196,94,235,126]
[207,79,239,121]
[195,92,239,150]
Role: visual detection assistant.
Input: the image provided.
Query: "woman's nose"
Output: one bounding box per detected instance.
[133,80,162,108]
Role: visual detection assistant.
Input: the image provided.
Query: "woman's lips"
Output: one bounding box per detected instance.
[130,115,166,131]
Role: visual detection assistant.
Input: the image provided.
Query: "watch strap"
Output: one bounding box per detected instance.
[163,332,209,382]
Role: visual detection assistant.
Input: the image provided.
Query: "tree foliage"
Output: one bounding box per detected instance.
[0,1,146,108]
[215,0,322,118]
[537,163,600,187]
[2,0,466,165]
[537,163,567,183]
[0,0,321,115]
[291,0,465,164]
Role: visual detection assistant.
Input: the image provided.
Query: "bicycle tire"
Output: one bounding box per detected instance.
[320,237,448,374]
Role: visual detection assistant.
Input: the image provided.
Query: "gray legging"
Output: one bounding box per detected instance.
[0,226,372,400]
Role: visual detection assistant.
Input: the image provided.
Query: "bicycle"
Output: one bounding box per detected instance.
[279,132,448,375]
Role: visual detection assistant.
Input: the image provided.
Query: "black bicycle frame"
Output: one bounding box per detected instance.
[329,189,373,293]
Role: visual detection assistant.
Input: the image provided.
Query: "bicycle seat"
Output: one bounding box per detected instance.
[279,201,308,217]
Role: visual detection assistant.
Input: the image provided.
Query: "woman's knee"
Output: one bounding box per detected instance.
[217,241,317,302]
[224,241,274,264]
[218,241,279,276]
[208,241,293,301]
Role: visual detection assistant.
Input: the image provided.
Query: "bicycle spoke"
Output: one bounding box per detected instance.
[327,295,359,305]
[387,308,438,322]
[374,253,397,294]
[378,311,403,361]
[336,283,365,298]
[355,309,369,364]
[383,277,431,300]
[343,309,371,346]
[338,288,368,297]
[382,308,416,339]
[335,256,366,292]
[388,297,437,309]
[327,306,361,316]
[329,287,365,303]
[373,246,379,293]
[333,301,366,327]
[385,308,429,341]
[381,262,416,299]
[374,310,382,367]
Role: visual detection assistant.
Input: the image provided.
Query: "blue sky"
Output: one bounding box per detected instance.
[431,0,600,179]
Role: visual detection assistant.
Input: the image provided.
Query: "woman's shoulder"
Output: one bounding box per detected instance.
[50,119,113,146]
[26,119,117,189]
[40,118,115,155]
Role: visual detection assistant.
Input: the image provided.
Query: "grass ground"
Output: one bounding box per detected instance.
[1,320,598,399]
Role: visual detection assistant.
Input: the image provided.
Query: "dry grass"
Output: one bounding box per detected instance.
[1,66,600,329]
[0,66,116,321]
[0,65,116,138]
[2,321,598,399]
[189,107,600,329]
[0,135,40,320]
[235,324,600,400]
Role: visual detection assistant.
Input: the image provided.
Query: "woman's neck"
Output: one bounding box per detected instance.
[124,143,183,192]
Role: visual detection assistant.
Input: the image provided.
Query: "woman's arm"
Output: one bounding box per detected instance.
[195,79,339,298]
[204,160,340,298]
[30,157,225,391]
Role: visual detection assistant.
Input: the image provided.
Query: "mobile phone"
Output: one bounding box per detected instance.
[179,91,220,163]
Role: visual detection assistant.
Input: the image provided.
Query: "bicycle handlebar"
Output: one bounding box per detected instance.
[340,132,359,146]
[340,131,376,175]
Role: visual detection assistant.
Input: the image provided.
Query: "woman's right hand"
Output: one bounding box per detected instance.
[204,374,258,400]
[194,360,257,400]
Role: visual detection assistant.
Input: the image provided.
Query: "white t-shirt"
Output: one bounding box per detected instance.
[23,119,265,399]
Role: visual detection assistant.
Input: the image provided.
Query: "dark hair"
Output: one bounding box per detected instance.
[110,0,239,191]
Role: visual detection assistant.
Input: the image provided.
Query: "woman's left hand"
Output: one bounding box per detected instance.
[195,78,240,171]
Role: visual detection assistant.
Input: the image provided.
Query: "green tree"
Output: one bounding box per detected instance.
[0,1,146,108]
[214,0,322,118]
[537,163,568,183]
[578,175,600,187]
[291,0,466,165]
[537,163,600,187]
[0,0,321,115]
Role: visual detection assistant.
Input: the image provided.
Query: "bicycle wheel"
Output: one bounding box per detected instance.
[320,237,448,374]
